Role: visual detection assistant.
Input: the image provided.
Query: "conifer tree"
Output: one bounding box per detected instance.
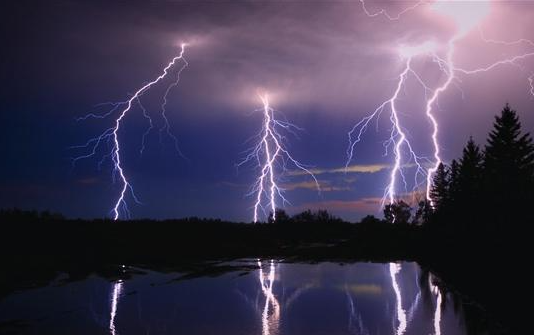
[430,162,449,211]
[448,159,460,205]
[484,104,534,224]
[458,137,483,200]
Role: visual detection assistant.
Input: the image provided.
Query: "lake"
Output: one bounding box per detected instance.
[0,261,469,335]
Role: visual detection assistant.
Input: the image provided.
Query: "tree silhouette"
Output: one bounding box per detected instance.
[454,137,484,231]
[483,104,534,227]
[384,200,411,224]
[428,103,534,237]
[268,209,290,224]
[458,137,483,192]
[448,159,460,203]
[413,200,432,226]
[430,163,449,211]
[359,214,382,227]
[291,209,314,224]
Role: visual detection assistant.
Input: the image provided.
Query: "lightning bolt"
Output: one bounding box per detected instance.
[239,94,319,223]
[346,43,435,208]
[72,44,188,220]
[350,1,458,208]
[453,26,534,96]
[352,1,534,208]
[424,35,459,204]
[359,0,426,21]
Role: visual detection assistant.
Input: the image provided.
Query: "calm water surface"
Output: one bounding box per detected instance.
[0,261,467,335]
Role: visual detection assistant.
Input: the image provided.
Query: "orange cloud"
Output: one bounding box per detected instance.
[343,284,383,295]
[282,180,349,192]
[288,164,389,177]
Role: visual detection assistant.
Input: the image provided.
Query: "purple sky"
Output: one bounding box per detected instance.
[2,1,534,221]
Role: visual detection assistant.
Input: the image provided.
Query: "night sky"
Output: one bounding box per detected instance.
[2,1,534,222]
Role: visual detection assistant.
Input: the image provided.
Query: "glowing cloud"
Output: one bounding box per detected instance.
[431,0,490,35]
[289,164,389,177]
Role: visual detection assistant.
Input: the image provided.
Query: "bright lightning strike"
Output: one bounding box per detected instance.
[424,35,458,204]
[349,1,461,208]
[346,43,434,207]
[239,94,320,223]
[351,1,534,208]
[72,44,188,220]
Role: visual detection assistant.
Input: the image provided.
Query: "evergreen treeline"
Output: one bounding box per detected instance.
[381,103,534,240]
[427,103,534,238]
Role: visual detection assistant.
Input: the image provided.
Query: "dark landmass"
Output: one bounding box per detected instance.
[0,209,527,335]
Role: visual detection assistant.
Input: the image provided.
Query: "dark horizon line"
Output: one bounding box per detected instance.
[0,207,371,224]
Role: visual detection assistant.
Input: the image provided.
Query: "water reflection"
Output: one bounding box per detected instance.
[389,263,407,335]
[406,268,422,326]
[0,261,469,335]
[109,280,123,335]
[345,286,369,335]
[253,260,320,335]
[258,260,280,335]
[429,275,442,335]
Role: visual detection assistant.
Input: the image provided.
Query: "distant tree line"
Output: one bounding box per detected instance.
[267,209,344,225]
[0,207,345,226]
[0,208,65,222]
